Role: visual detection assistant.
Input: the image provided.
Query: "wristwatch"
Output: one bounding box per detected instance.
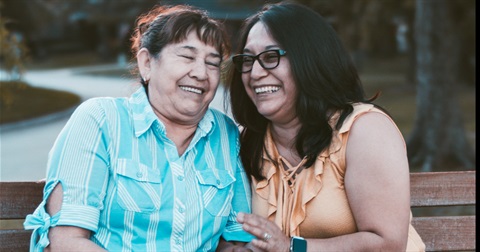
[290,236,307,252]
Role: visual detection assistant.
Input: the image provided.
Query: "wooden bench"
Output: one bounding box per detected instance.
[0,181,45,251]
[410,170,475,251]
[0,171,475,251]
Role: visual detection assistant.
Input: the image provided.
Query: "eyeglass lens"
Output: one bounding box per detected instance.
[233,50,285,73]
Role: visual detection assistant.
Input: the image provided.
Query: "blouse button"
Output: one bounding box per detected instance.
[136,172,143,178]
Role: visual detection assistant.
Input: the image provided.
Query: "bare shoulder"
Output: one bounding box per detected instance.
[348,111,403,142]
[346,111,407,163]
[345,110,410,193]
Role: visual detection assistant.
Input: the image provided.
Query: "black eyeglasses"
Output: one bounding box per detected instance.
[232,49,287,73]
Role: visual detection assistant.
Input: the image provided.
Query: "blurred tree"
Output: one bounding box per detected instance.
[404,0,474,85]
[407,0,475,171]
[0,8,29,80]
[449,0,475,85]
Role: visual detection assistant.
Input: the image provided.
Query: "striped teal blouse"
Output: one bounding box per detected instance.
[24,87,253,251]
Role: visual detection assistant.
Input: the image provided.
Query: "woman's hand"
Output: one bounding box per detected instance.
[237,212,290,252]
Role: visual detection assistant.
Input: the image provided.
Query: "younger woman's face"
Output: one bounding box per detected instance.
[241,22,298,125]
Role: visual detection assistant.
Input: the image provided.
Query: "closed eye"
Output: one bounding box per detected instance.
[180,55,194,60]
[206,61,220,68]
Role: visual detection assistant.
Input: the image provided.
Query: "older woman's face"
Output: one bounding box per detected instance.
[241,22,297,124]
[139,30,222,125]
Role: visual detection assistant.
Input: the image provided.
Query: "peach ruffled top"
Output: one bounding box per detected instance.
[250,103,425,251]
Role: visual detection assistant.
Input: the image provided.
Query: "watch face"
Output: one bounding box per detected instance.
[291,236,307,252]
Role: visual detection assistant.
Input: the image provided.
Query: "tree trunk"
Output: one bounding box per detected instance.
[407,0,475,172]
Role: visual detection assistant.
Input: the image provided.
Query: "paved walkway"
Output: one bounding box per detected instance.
[0,64,230,181]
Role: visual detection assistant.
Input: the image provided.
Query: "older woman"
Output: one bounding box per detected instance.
[24,5,253,251]
[228,1,425,251]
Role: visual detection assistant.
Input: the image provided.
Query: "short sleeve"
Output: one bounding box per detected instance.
[24,98,112,251]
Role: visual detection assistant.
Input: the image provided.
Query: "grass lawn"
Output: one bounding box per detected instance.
[0,81,81,124]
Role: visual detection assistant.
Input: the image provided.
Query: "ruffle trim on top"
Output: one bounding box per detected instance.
[256,128,281,218]
[254,116,344,235]
[289,112,344,235]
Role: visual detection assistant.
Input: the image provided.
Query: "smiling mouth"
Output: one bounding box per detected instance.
[180,86,203,94]
[255,86,280,94]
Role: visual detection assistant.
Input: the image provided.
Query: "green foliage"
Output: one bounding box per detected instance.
[0,15,29,80]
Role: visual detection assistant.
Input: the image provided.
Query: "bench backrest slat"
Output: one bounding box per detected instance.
[410,171,476,252]
[411,216,476,251]
[0,230,31,251]
[410,171,476,207]
[0,181,45,219]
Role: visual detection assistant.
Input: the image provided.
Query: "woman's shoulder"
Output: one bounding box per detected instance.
[71,96,129,120]
[78,96,126,107]
[339,103,405,150]
[338,103,392,134]
[80,96,128,110]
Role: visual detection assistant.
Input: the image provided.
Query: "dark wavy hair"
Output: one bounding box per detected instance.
[227,1,380,181]
[130,4,230,93]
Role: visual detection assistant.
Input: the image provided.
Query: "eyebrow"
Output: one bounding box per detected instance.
[178,45,221,59]
[243,45,280,54]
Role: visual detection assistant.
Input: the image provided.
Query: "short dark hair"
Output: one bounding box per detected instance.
[131,5,230,89]
[227,1,378,181]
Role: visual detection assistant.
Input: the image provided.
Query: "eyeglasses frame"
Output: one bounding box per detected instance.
[232,49,287,73]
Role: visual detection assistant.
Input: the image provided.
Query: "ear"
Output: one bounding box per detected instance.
[137,48,151,81]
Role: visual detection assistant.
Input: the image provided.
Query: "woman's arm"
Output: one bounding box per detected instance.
[341,112,410,251]
[45,184,106,252]
[305,112,410,251]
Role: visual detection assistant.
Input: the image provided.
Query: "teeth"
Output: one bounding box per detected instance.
[180,86,203,94]
[255,86,280,94]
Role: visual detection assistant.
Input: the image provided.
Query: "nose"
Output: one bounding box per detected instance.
[189,59,208,80]
[249,59,268,79]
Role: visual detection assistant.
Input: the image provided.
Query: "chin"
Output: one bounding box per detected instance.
[186,106,208,116]
[257,105,277,116]
[257,111,276,120]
